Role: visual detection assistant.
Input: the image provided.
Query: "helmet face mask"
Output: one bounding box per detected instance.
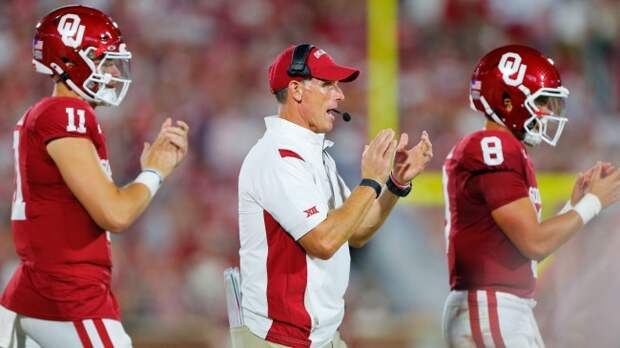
[469,45,570,147]
[32,5,132,106]
[522,87,569,146]
[80,45,132,106]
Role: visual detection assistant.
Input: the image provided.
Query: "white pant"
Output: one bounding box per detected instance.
[442,290,545,348]
[0,305,132,348]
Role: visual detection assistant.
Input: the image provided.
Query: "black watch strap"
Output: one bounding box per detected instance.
[360,178,382,199]
[386,175,412,197]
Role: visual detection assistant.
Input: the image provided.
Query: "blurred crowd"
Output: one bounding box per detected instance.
[1,0,620,347]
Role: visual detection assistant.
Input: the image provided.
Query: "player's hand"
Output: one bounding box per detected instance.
[570,171,588,206]
[584,161,620,209]
[361,129,397,183]
[161,120,190,161]
[391,131,433,185]
[569,162,613,205]
[140,118,189,178]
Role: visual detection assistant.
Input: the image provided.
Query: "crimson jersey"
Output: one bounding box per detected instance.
[1,96,120,320]
[443,130,542,298]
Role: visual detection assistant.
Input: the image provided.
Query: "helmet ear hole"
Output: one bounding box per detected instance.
[502,92,513,112]
[60,57,77,68]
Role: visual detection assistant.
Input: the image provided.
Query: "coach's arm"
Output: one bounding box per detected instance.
[298,129,396,259]
[349,131,433,247]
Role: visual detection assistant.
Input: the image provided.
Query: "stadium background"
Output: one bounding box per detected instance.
[1,0,620,347]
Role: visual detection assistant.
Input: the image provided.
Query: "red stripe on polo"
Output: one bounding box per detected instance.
[278,149,305,161]
[263,210,312,347]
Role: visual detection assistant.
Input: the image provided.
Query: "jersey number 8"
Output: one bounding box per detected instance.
[480,136,504,166]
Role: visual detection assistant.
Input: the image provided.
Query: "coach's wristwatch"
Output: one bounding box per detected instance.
[386,173,412,197]
[360,178,382,198]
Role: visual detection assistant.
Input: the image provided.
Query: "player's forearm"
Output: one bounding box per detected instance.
[96,183,152,233]
[302,186,375,259]
[349,191,399,247]
[493,197,585,261]
[528,212,584,260]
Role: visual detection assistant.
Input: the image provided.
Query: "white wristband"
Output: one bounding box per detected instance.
[135,169,163,198]
[572,193,602,225]
[558,201,573,215]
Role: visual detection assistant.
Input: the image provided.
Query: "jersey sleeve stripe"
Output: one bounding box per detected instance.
[278,149,305,161]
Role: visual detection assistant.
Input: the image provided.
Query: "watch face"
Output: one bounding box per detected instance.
[387,177,411,197]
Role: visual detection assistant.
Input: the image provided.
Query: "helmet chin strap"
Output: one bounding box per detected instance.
[522,116,543,146]
[523,132,542,146]
[96,87,117,104]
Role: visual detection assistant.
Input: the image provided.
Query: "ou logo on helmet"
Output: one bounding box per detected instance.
[57,14,85,48]
[498,52,527,87]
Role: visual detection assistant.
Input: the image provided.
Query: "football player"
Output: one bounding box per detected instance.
[442,45,620,347]
[0,5,188,347]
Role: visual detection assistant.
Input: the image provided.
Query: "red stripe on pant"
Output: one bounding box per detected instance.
[94,319,115,348]
[486,290,506,348]
[73,321,93,348]
[468,291,485,348]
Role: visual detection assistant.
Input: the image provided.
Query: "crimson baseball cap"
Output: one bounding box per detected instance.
[268,45,360,93]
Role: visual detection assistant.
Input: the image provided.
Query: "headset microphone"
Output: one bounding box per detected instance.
[332,109,351,122]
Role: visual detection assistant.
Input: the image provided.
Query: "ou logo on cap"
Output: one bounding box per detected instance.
[498,52,527,87]
[57,14,86,48]
[313,49,327,59]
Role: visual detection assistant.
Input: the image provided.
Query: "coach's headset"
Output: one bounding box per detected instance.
[287,43,315,78]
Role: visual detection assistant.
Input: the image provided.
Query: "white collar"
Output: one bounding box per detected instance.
[264,116,334,149]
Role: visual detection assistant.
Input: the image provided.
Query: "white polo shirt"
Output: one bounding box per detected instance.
[238,116,351,348]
